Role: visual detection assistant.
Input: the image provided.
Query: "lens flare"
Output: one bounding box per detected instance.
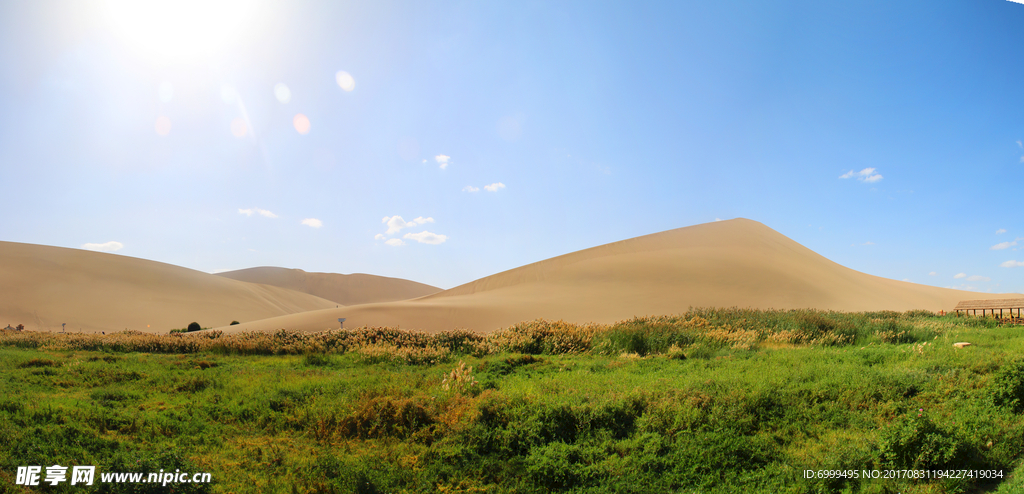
[155,116,172,136]
[293,114,310,135]
[274,83,291,103]
[335,71,355,92]
[230,118,247,137]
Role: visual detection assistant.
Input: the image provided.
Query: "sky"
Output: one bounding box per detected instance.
[0,0,1022,293]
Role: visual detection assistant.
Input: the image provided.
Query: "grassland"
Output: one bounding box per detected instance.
[1,309,1023,493]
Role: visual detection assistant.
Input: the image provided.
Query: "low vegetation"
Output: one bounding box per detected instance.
[1,308,1023,492]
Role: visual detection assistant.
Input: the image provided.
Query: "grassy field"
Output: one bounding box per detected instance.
[1,309,1023,493]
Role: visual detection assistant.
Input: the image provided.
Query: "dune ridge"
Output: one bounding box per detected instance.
[0,241,337,333]
[214,267,440,306]
[216,219,1021,334]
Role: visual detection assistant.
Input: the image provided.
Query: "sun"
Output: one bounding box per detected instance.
[102,0,264,63]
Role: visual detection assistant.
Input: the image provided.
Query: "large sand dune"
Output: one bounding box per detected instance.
[215,219,1021,334]
[0,241,337,333]
[215,267,440,306]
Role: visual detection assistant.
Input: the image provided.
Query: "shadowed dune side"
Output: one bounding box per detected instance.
[214,267,441,306]
[0,241,337,333]
[214,219,1022,334]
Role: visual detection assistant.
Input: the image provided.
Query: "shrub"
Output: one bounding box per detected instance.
[187,322,201,332]
[230,321,240,325]
[879,412,971,471]
[991,359,1024,413]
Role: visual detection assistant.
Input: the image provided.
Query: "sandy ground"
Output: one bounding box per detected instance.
[214,267,440,306]
[213,219,1022,334]
[0,241,337,333]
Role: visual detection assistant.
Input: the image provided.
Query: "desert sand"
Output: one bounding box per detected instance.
[0,241,337,333]
[215,267,440,306]
[214,219,1022,334]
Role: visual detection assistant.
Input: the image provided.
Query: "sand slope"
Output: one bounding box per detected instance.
[0,241,337,333]
[215,219,1021,334]
[214,267,440,306]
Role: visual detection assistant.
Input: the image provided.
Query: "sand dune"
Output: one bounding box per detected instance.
[214,219,1021,334]
[214,267,440,306]
[0,241,337,333]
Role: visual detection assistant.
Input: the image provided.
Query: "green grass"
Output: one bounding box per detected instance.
[1,309,1023,493]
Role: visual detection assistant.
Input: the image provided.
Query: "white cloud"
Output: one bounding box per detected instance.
[463,185,480,193]
[385,238,405,246]
[484,182,506,192]
[381,215,432,234]
[715,218,722,222]
[435,154,450,170]
[967,275,991,282]
[1001,260,1024,268]
[928,271,937,276]
[991,238,1021,250]
[210,268,233,274]
[404,231,448,245]
[862,241,875,246]
[301,218,322,228]
[996,229,1007,234]
[1018,140,1023,150]
[375,234,386,241]
[81,241,123,252]
[239,208,277,218]
[954,273,966,279]
[840,167,883,183]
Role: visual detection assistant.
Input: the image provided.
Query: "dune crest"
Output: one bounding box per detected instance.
[215,267,440,306]
[218,219,1020,334]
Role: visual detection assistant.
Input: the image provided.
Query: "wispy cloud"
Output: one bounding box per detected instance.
[404,231,448,244]
[239,208,278,218]
[839,167,883,183]
[484,182,506,192]
[81,241,123,252]
[382,216,433,234]
[990,238,1022,250]
[928,271,937,276]
[996,228,1007,235]
[954,273,966,279]
[1018,140,1023,150]
[435,154,450,170]
[462,185,480,193]
[385,238,405,246]
[301,218,322,228]
[967,275,991,282]
[1001,260,1024,268]
[862,241,875,246]
[375,234,386,241]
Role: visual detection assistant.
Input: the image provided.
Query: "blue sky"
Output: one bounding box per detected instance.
[1,1,1022,293]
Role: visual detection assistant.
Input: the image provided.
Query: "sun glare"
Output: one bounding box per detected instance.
[102,0,262,63]
[154,116,171,136]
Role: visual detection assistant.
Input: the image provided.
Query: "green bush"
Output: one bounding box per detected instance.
[879,412,971,471]
[230,321,240,325]
[187,322,201,332]
[991,359,1024,413]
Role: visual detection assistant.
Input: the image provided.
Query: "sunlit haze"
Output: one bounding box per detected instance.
[0,1,1022,293]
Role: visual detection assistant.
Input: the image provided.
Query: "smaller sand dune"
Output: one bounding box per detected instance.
[215,267,440,306]
[0,242,337,333]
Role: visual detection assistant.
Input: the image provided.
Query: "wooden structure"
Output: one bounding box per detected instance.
[954,298,1024,319]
